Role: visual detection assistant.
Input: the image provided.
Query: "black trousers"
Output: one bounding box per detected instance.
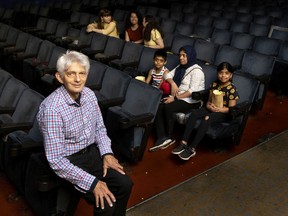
[182,108,229,148]
[154,100,201,139]
[68,145,133,216]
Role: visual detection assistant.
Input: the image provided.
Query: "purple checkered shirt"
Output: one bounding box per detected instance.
[37,86,113,193]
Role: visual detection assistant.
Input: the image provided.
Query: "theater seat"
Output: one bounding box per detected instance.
[105,79,162,162]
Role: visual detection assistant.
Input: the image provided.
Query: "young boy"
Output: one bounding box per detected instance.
[145,49,170,96]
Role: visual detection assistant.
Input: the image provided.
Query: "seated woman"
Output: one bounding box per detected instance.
[125,10,144,44]
[149,45,205,151]
[142,15,164,49]
[86,9,119,38]
[172,62,240,160]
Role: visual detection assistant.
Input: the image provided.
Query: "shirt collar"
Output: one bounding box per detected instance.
[59,86,83,106]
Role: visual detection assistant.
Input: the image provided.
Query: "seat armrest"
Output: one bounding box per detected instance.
[118,112,154,129]
[256,74,270,84]
[0,106,15,114]
[229,101,252,118]
[192,89,210,101]
[81,48,104,56]
[9,141,44,157]
[37,174,60,192]
[98,97,124,109]
[119,61,139,68]
[13,53,36,61]
[0,122,33,135]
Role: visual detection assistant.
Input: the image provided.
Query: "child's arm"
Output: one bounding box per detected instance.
[145,70,152,84]
[158,69,169,88]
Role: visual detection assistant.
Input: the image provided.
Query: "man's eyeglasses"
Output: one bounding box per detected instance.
[65,71,87,78]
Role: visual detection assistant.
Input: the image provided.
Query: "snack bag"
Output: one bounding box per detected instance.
[212,89,224,108]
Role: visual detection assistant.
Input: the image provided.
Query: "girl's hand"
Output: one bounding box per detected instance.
[207,102,218,112]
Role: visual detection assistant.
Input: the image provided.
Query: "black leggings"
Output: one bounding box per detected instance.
[182,108,229,149]
[154,100,201,139]
[68,145,133,216]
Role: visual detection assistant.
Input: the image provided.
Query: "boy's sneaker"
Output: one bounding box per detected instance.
[149,137,173,152]
[171,143,187,155]
[160,138,176,149]
[178,148,196,160]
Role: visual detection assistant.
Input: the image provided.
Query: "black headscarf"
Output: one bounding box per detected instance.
[173,45,197,87]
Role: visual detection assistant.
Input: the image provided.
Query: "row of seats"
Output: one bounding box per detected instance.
[0,20,280,111]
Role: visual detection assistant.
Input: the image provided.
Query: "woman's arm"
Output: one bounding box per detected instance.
[86,23,98,32]
[125,31,130,42]
[92,21,117,35]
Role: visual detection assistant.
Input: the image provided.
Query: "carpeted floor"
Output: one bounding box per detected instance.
[126,130,288,216]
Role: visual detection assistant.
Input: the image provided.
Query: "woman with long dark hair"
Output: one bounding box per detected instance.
[125,10,143,44]
[142,15,164,49]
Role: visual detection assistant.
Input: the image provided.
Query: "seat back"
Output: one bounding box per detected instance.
[118,41,144,63]
[212,17,231,30]
[97,67,131,102]
[193,25,213,39]
[1,26,19,45]
[194,39,218,66]
[229,20,250,33]
[196,15,213,26]
[102,36,125,57]
[166,53,180,71]
[24,35,43,56]
[13,31,30,51]
[86,59,108,90]
[211,29,232,45]
[77,28,93,46]
[160,18,177,36]
[11,88,44,123]
[123,46,155,77]
[232,73,260,104]
[170,34,197,54]
[0,69,13,94]
[252,36,281,56]
[240,50,275,78]
[0,23,9,41]
[174,22,194,36]
[230,32,255,50]
[214,45,245,68]
[121,79,162,116]
[47,46,67,68]
[0,78,28,107]
[238,50,275,109]
[89,32,108,51]
[249,23,270,37]
[43,19,58,34]
[53,22,69,37]
[183,13,198,25]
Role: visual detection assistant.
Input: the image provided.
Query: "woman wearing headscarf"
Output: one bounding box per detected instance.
[150,45,205,151]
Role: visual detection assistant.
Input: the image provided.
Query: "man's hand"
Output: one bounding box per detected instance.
[93,180,115,210]
[103,154,125,177]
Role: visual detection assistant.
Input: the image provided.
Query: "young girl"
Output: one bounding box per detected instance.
[142,15,164,49]
[86,9,119,38]
[145,49,170,95]
[171,62,240,160]
[125,10,143,44]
